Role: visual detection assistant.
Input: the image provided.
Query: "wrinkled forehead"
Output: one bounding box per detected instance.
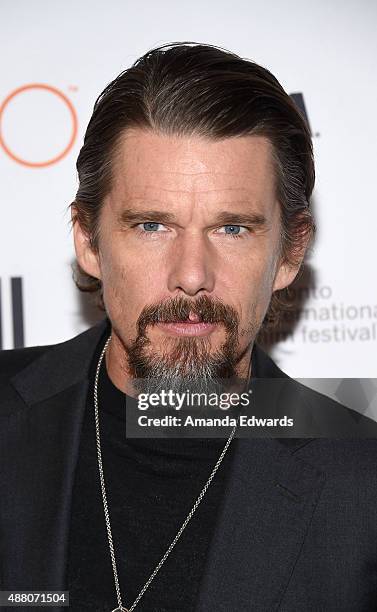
[107,128,278,215]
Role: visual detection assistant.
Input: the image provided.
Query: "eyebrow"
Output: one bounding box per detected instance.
[117,207,267,228]
[214,211,267,227]
[118,208,176,225]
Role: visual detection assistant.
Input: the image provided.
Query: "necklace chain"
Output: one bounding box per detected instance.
[94,334,242,612]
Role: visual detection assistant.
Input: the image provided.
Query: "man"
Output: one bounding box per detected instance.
[1,43,377,612]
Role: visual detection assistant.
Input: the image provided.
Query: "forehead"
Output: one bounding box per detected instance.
[109,128,277,211]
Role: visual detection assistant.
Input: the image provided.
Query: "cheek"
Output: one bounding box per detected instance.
[99,240,166,334]
[235,252,278,322]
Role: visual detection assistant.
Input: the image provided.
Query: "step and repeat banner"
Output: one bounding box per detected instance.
[1,0,376,378]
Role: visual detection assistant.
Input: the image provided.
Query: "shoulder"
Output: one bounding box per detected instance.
[0,344,55,419]
[0,319,109,383]
[253,344,377,437]
[0,344,53,381]
[0,319,109,416]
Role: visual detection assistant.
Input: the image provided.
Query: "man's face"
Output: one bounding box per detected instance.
[74,129,299,389]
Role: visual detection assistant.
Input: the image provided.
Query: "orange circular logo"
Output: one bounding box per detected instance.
[0,83,78,168]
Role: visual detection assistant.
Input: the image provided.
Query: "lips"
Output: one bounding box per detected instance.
[156,318,217,337]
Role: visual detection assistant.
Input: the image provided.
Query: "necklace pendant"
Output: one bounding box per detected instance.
[111,608,128,612]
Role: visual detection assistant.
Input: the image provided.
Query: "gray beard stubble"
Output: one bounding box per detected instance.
[124,295,252,396]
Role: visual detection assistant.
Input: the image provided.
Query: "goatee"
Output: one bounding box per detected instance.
[124,295,249,396]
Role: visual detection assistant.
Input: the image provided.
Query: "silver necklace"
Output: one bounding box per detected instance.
[94,334,243,612]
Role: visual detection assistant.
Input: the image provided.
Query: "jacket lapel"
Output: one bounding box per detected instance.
[195,346,324,611]
[1,319,109,596]
[195,436,325,611]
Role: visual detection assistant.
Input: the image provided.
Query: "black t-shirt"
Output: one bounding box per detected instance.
[67,328,246,611]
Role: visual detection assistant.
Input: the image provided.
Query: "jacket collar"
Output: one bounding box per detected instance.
[11,317,111,407]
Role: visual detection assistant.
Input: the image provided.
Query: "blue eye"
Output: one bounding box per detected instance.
[224,225,241,235]
[142,222,160,232]
[216,225,248,239]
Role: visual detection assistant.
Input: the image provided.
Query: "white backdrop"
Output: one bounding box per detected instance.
[1,0,376,377]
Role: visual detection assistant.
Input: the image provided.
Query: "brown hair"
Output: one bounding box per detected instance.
[70,42,315,327]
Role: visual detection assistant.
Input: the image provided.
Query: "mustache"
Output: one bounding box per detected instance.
[136,295,239,337]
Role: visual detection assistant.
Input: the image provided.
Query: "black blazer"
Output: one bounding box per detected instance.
[1,318,377,611]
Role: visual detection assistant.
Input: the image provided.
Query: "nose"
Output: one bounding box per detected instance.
[167,231,216,297]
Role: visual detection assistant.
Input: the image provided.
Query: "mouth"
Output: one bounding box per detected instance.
[155,311,218,337]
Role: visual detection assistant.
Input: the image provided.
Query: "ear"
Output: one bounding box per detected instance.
[272,259,300,292]
[272,229,310,292]
[71,206,101,280]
